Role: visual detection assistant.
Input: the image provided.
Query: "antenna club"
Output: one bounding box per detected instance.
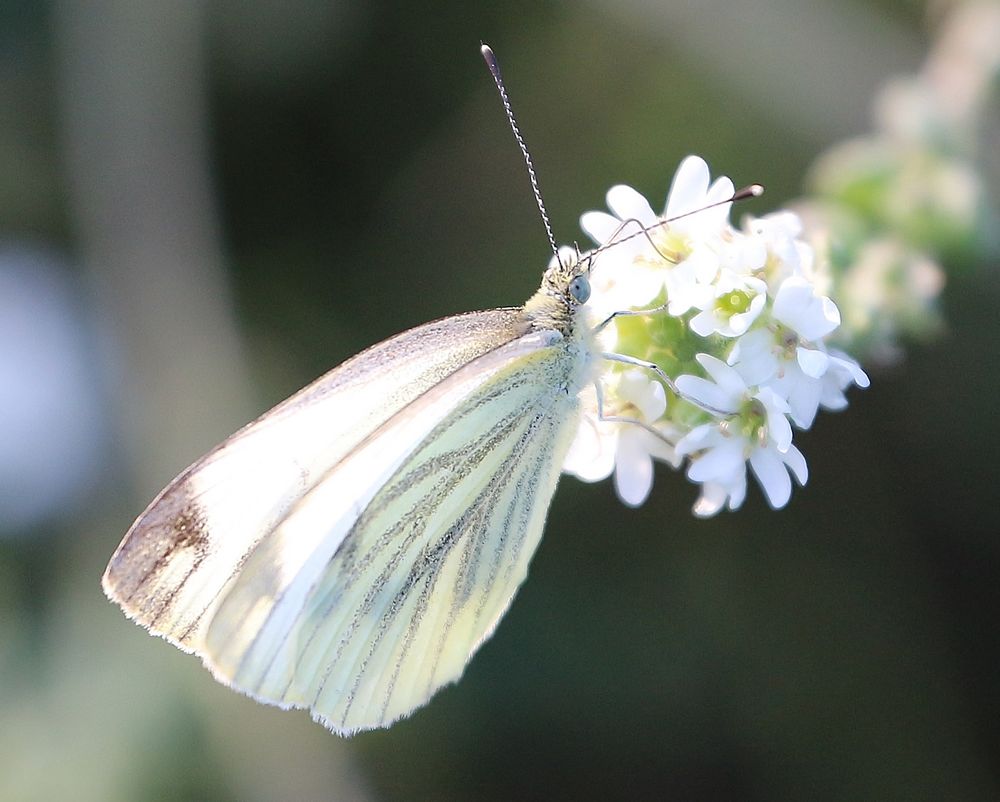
[480,43,499,76]
[733,183,765,201]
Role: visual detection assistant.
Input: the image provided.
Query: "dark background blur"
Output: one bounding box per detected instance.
[1,1,998,800]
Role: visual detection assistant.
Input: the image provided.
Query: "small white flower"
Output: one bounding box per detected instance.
[745,211,817,287]
[581,188,662,278]
[676,356,793,450]
[676,424,748,516]
[761,360,824,429]
[674,355,806,512]
[689,270,768,338]
[728,276,866,428]
[562,370,679,507]
[772,275,841,341]
[727,274,841,380]
[661,227,768,319]
[580,156,738,319]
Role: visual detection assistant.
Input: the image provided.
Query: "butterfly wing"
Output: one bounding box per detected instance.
[103,309,527,652]
[202,338,587,734]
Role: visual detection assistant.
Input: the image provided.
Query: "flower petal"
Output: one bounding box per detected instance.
[829,351,871,388]
[687,438,745,482]
[688,309,720,337]
[782,444,808,485]
[693,482,728,517]
[696,353,748,399]
[675,375,736,414]
[796,346,830,378]
[727,473,748,510]
[617,370,667,422]
[729,329,778,386]
[613,430,655,507]
[749,446,792,508]
[581,210,625,246]
[757,391,793,451]
[563,414,617,482]
[675,422,716,456]
[786,373,823,428]
[664,156,710,217]
[606,184,657,226]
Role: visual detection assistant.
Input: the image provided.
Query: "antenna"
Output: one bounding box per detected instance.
[481,43,559,260]
[591,183,764,260]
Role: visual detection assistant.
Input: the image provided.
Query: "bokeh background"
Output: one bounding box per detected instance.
[1,1,998,800]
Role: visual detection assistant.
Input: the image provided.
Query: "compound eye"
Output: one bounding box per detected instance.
[569,275,591,304]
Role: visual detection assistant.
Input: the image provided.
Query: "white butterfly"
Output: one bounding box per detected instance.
[103,251,599,735]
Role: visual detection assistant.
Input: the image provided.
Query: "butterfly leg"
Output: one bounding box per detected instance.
[599,351,730,416]
[600,351,678,395]
[592,378,675,446]
[593,303,670,336]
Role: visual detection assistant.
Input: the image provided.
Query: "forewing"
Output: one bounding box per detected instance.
[204,343,584,734]
[103,309,525,651]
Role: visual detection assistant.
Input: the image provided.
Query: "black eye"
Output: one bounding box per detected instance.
[569,275,591,304]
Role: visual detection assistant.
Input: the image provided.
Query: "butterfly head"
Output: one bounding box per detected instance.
[522,247,593,337]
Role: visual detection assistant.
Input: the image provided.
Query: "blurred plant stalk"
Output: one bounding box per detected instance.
[796,0,1000,365]
[53,3,372,799]
[55,1,255,498]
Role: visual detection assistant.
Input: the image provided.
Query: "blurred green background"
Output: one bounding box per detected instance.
[1,1,998,800]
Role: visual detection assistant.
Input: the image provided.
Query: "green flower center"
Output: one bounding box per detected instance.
[724,397,768,446]
[717,289,752,316]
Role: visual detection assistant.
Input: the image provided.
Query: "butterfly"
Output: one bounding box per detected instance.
[102,246,598,735]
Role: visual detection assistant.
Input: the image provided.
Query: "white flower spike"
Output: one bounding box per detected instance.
[571,155,867,515]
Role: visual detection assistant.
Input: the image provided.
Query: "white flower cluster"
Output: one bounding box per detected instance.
[562,156,869,516]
